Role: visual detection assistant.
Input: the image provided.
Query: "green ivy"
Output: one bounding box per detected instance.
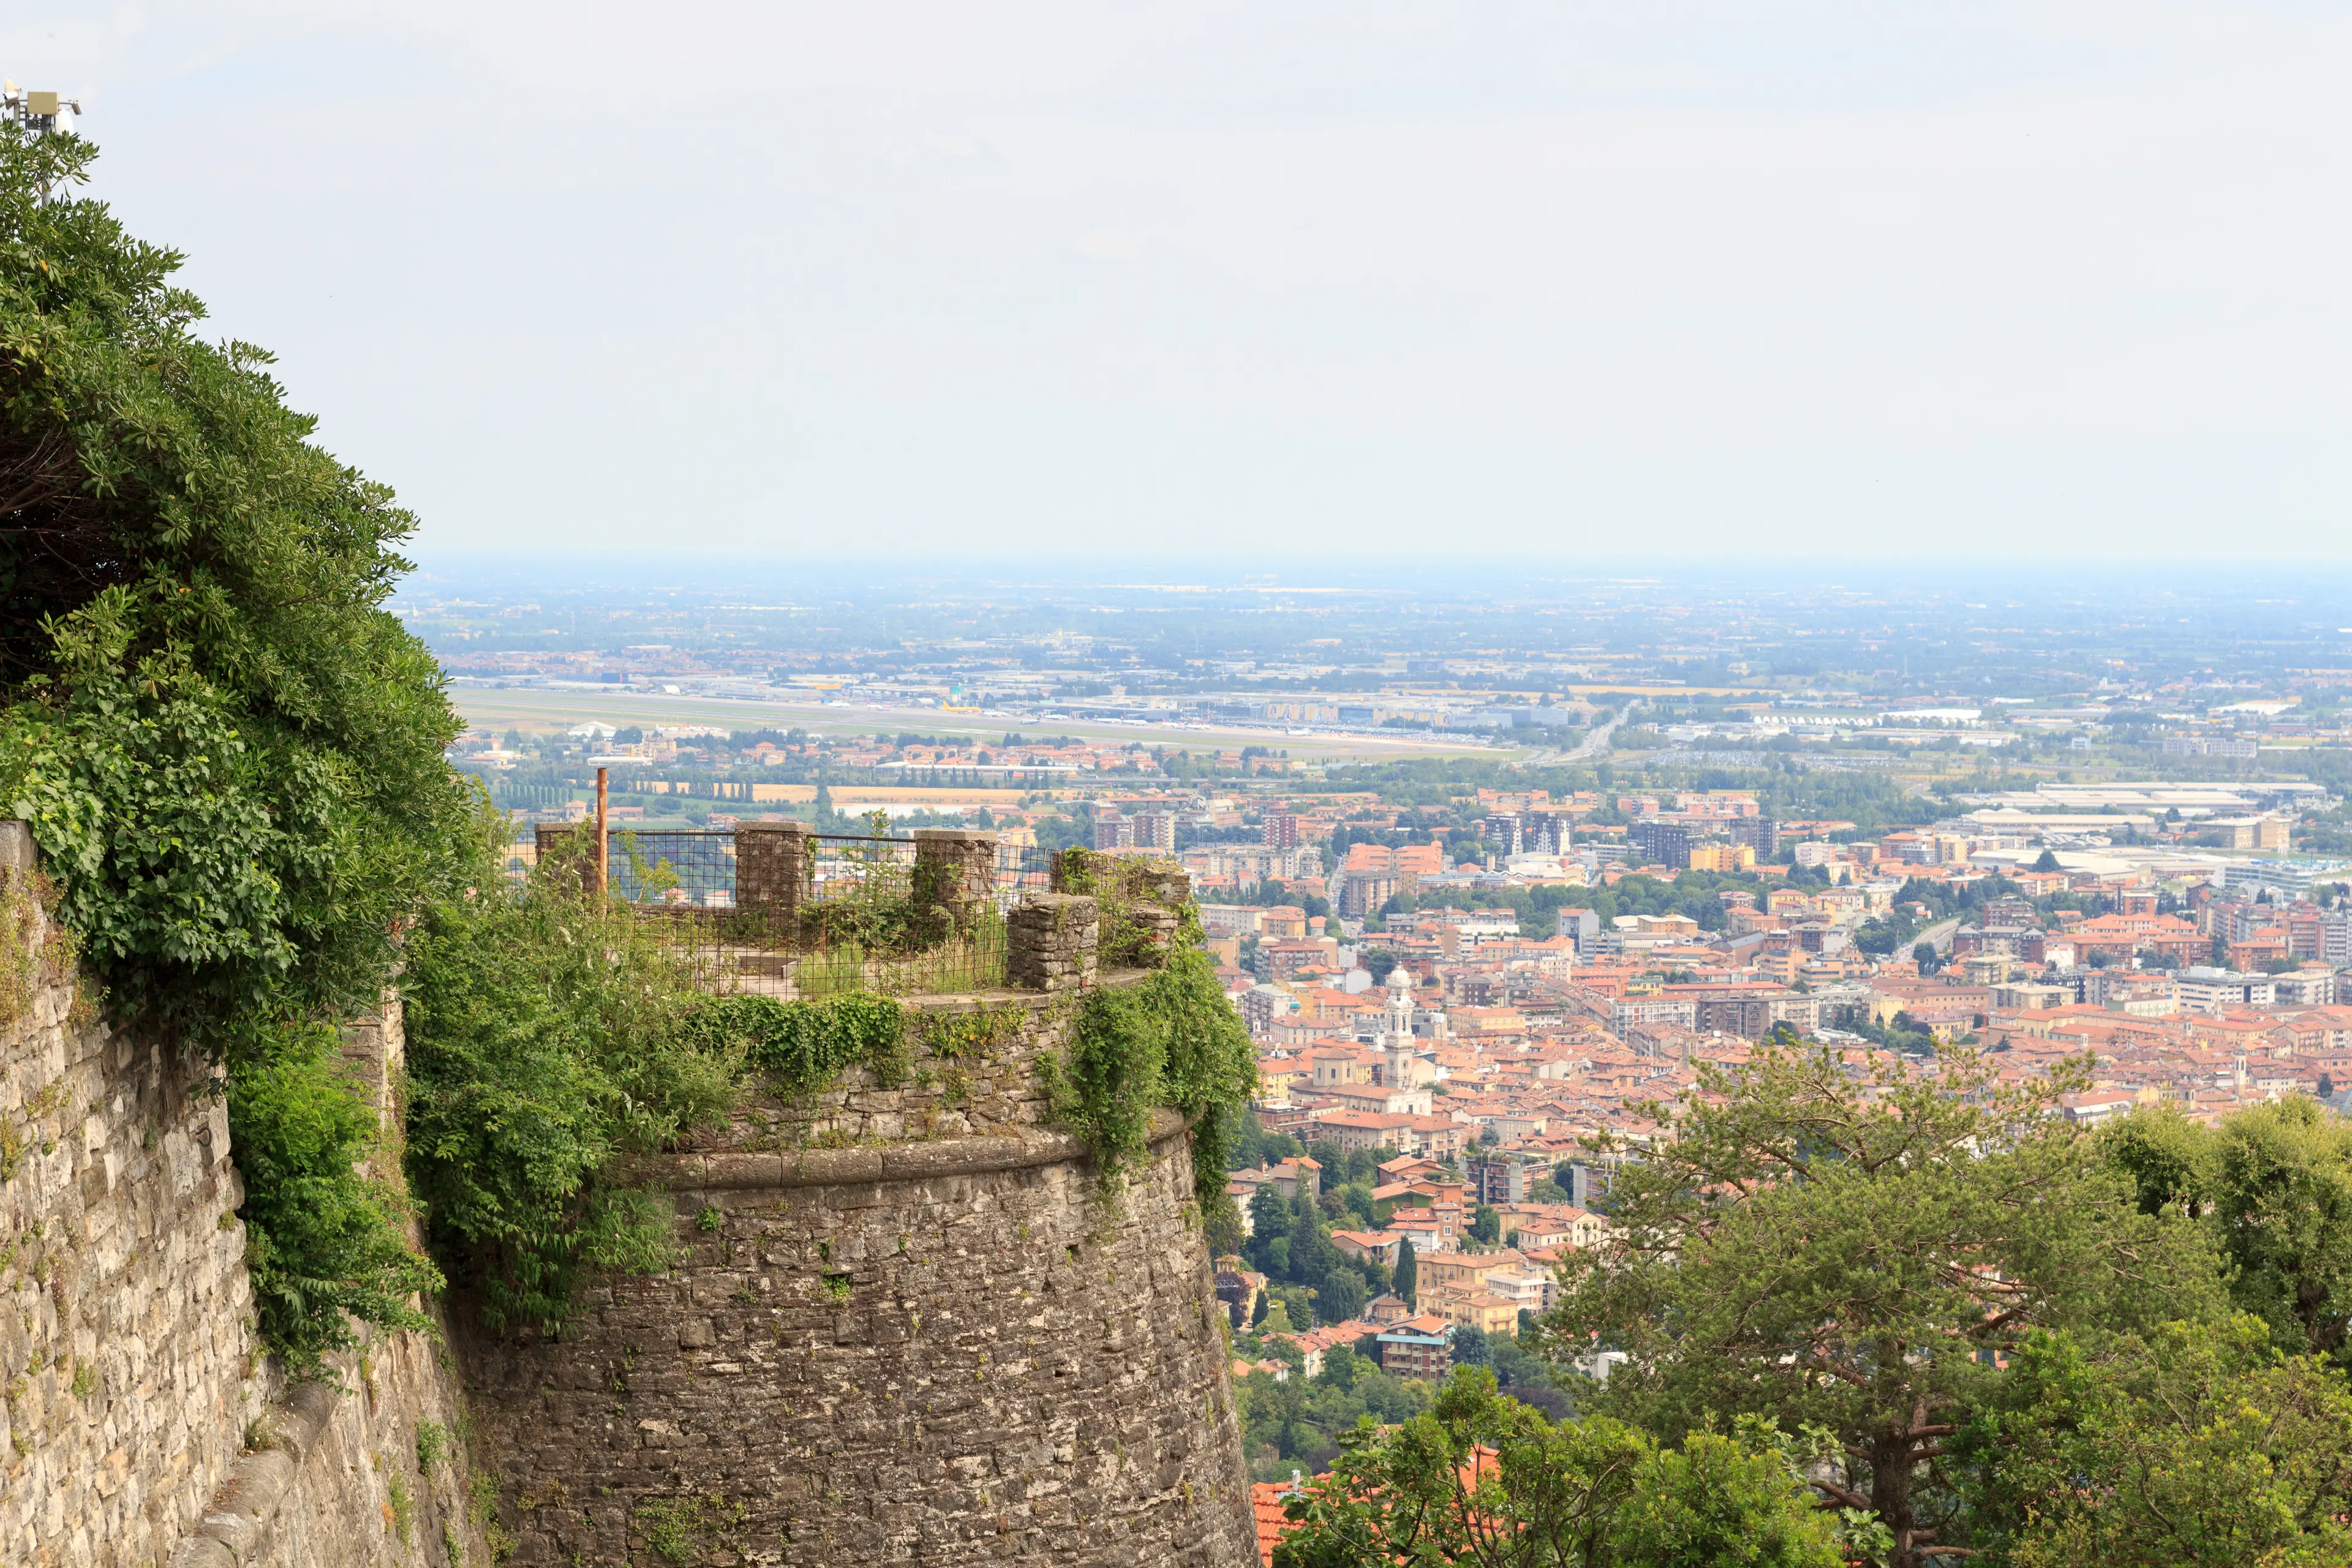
[916,1001,1027,1060]
[1040,909,1257,1242]
[679,992,909,1096]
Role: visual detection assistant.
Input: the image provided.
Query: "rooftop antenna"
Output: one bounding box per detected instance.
[4,80,87,203]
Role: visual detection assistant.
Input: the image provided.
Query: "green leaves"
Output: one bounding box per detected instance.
[401,840,739,1334]
[1961,1318,2352,1567]
[1,127,470,1366]
[226,1025,439,1373]
[2101,1098,2352,1361]
[1041,926,1256,1221]
[1273,1368,1841,1568]
[1548,1039,2227,1566]
[682,992,908,1097]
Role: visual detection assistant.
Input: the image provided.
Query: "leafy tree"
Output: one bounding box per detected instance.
[0,126,466,1366]
[1911,940,1940,974]
[1547,1033,2223,1568]
[1395,1235,1418,1308]
[1468,1203,1502,1245]
[2033,849,2062,872]
[1451,1322,1490,1366]
[1273,1368,1842,1568]
[1317,1268,1368,1324]
[2102,1099,2352,1360]
[1958,1317,2352,1566]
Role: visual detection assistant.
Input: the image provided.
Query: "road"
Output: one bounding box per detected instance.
[1571,698,1642,759]
[1512,698,1645,766]
[1911,916,1961,956]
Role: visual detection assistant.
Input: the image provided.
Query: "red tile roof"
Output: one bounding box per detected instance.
[1252,1481,1297,1566]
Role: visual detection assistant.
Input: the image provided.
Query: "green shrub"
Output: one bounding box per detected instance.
[402,820,757,1332]
[1041,910,1256,1228]
[0,125,470,1366]
[225,1025,438,1371]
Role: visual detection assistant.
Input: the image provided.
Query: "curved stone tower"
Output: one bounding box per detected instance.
[461,872,1256,1567]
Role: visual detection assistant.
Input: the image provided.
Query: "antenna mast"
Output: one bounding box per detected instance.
[4,81,87,203]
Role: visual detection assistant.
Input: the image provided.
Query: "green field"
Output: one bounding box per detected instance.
[451,687,1504,764]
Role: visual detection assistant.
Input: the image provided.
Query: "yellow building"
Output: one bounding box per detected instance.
[1423,1285,1522,1338]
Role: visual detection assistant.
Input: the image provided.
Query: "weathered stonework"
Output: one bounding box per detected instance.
[911,828,1001,928]
[737,822,815,924]
[1007,895,1100,993]
[6,816,1254,1568]
[461,1112,1253,1566]
[1,821,485,1568]
[1050,854,1191,967]
[1,825,257,1568]
[703,986,1099,1151]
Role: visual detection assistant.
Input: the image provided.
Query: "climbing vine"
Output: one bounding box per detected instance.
[916,1001,1028,1060]
[678,992,910,1095]
[1039,905,1256,1240]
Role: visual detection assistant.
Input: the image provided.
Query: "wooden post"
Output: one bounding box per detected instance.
[595,766,609,897]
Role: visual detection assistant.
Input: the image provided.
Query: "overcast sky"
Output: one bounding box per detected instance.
[9,3,2349,564]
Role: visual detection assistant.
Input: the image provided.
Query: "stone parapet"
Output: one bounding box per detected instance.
[1008,894,1099,992]
[912,828,1000,929]
[1050,851,1191,968]
[736,821,815,925]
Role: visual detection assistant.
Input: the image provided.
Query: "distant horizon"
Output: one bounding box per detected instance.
[399,551,2352,600]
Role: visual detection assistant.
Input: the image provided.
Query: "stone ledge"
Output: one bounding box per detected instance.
[635,1108,1191,1193]
[162,1346,359,1568]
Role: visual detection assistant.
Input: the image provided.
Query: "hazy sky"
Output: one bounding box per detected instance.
[8,3,2349,562]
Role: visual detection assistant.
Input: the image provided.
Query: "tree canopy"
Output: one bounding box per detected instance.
[1545,1031,2225,1568]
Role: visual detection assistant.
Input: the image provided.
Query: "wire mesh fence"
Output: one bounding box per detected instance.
[534,824,1058,998]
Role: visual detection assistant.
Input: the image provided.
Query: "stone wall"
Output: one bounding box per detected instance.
[702,982,1110,1151]
[461,1108,1253,1567]
[0,821,485,1568]
[453,869,1254,1566]
[6,816,1254,1567]
[1,823,257,1568]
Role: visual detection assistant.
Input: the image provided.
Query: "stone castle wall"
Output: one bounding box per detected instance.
[1,823,488,1568]
[0,824,257,1567]
[461,976,1254,1566]
[6,818,1253,1567]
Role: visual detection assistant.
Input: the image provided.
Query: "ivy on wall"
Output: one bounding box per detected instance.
[1041,902,1258,1246]
[679,992,909,1096]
